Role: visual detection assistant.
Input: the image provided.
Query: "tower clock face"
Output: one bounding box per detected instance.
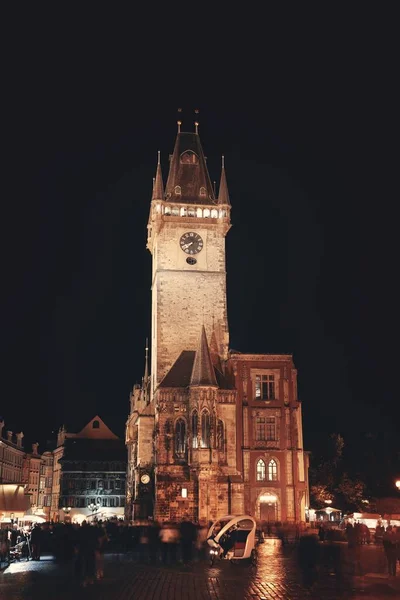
[179,232,203,254]
[141,474,150,484]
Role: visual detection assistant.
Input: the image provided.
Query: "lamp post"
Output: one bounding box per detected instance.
[62,506,71,521]
[395,480,400,491]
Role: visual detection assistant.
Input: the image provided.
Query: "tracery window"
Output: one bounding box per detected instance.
[175,418,186,457]
[256,459,266,481]
[201,410,211,448]
[192,411,198,448]
[268,459,278,481]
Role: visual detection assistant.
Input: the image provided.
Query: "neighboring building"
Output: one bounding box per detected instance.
[126,125,309,523]
[53,416,126,522]
[0,420,25,484]
[0,419,51,522]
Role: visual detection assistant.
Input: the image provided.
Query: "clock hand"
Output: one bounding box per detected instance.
[182,241,194,250]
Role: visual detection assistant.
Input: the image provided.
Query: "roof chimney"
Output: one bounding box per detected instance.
[7,430,13,443]
[32,442,39,455]
[16,432,24,448]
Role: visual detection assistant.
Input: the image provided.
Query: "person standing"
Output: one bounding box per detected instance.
[30,525,42,560]
[383,528,397,577]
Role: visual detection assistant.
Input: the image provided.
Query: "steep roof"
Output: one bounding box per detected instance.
[61,438,126,464]
[152,151,164,201]
[217,156,231,206]
[190,326,218,387]
[164,132,216,205]
[159,350,232,390]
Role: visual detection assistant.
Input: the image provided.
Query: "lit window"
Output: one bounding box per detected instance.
[92,420,100,429]
[172,206,179,216]
[188,207,196,217]
[256,459,266,481]
[180,206,187,216]
[203,208,210,218]
[181,488,188,498]
[268,459,278,481]
[175,419,186,457]
[211,208,218,218]
[255,374,275,400]
[196,208,202,218]
[201,411,211,448]
[180,151,198,164]
[165,206,171,215]
[192,411,198,448]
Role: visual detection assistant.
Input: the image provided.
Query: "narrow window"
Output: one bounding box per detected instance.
[188,207,196,217]
[164,206,171,215]
[256,459,266,481]
[175,419,186,457]
[201,411,211,448]
[203,208,210,218]
[268,459,278,481]
[180,206,187,217]
[174,185,181,195]
[192,411,198,448]
[196,208,203,218]
[171,206,179,216]
[217,419,224,450]
[92,420,100,429]
[266,418,276,441]
[200,186,206,196]
[256,417,266,441]
[211,208,218,218]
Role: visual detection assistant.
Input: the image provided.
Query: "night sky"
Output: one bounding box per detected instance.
[2,12,398,489]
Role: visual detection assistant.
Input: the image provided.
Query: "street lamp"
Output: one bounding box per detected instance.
[395,480,400,491]
[62,506,71,520]
[324,499,333,505]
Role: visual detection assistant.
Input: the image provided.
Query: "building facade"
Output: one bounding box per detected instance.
[126,125,309,523]
[53,416,126,522]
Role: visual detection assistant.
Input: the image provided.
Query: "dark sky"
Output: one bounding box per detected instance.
[2,11,398,484]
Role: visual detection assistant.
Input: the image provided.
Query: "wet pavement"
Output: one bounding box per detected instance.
[1,539,399,599]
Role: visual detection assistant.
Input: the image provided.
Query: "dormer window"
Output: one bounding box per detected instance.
[200,187,206,197]
[180,151,199,164]
[92,420,100,429]
[174,186,181,195]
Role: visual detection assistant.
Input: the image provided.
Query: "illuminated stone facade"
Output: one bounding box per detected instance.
[126,127,309,523]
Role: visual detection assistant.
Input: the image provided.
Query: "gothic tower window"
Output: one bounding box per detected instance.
[174,186,181,195]
[217,419,224,450]
[267,459,278,481]
[165,206,171,215]
[200,186,206,196]
[211,208,218,218]
[196,208,203,218]
[191,410,198,448]
[203,208,210,218]
[188,207,196,217]
[172,206,179,216]
[256,458,266,481]
[180,206,187,217]
[201,410,211,448]
[175,419,186,457]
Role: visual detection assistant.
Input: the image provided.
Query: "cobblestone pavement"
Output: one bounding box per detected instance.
[1,539,399,599]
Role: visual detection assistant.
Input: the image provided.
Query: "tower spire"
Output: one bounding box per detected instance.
[217,155,231,206]
[152,151,164,200]
[190,326,218,387]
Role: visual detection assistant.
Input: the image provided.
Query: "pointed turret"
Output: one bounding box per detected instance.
[152,151,164,201]
[190,326,218,387]
[217,155,231,206]
[164,130,216,205]
[209,328,222,372]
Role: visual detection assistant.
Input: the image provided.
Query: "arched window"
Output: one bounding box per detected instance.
[201,411,211,448]
[171,206,179,216]
[268,459,278,481]
[174,185,181,195]
[211,208,218,218]
[180,206,187,217]
[217,419,224,450]
[196,208,203,218]
[175,419,186,457]
[256,459,266,481]
[192,411,198,448]
[203,208,210,218]
[188,207,196,217]
[200,186,206,196]
[165,206,171,215]
[92,420,100,429]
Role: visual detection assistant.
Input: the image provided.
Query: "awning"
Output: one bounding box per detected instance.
[0,484,31,513]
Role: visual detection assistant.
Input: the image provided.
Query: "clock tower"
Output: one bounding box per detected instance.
[147,126,231,393]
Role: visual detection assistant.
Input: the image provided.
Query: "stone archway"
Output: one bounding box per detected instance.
[256,489,281,522]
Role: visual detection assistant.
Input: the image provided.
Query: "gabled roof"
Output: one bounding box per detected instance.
[190,326,218,387]
[164,132,216,205]
[159,348,232,390]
